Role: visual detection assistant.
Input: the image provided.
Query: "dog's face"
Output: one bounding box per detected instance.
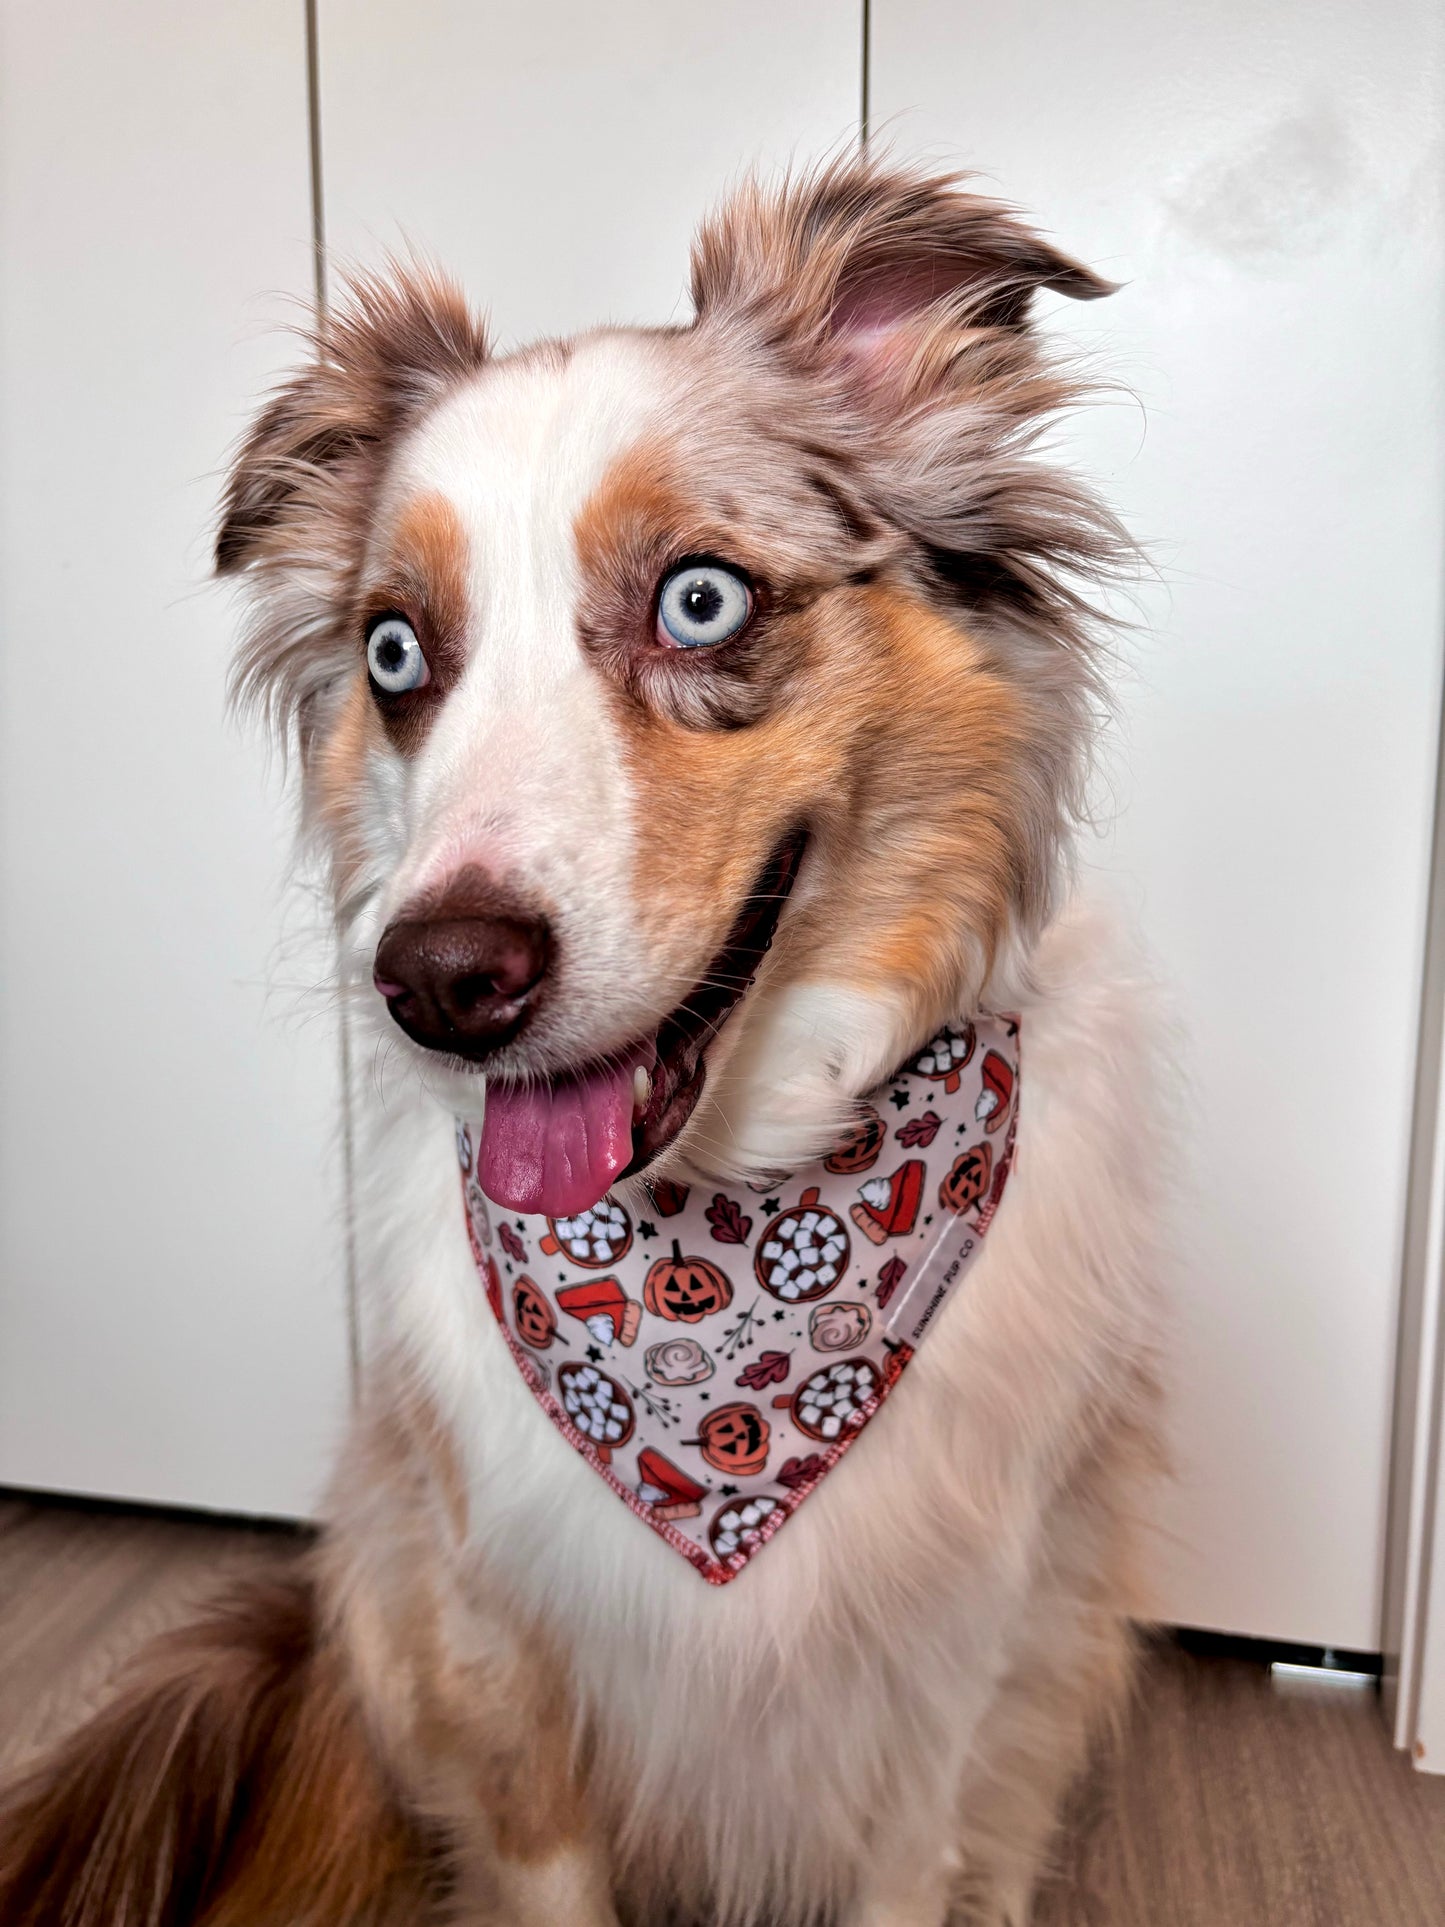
[218,164,1119,1215]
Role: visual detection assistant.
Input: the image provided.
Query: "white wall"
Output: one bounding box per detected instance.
[317,0,862,340]
[874,0,1445,1646]
[0,0,349,1517]
[3,0,1443,1655]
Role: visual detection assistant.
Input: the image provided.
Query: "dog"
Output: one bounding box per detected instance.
[0,159,1166,1926]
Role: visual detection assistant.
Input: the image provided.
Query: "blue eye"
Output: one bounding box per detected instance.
[656,563,753,649]
[366,615,429,693]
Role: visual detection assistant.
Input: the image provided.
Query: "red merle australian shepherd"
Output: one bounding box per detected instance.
[0,159,1165,1927]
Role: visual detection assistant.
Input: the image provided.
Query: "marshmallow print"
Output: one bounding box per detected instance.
[755,1189,851,1302]
[781,1359,881,1443]
[541,1200,633,1268]
[557,1361,635,1461]
[709,1493,782,1561]
[909,1021,977,1093]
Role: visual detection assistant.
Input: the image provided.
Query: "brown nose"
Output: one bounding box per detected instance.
[373,904,550,1060]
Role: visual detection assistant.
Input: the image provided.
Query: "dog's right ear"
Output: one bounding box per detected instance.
[215,264,489,575]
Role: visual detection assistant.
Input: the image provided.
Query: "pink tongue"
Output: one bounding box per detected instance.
[478,1048,648,1217]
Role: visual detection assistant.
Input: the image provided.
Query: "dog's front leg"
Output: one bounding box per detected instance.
[844,1857,954,1927]
[345,1579,621,1927]
[451,1837,618,1927]
[325,1429,621,1926]
[844,1805,961,1927]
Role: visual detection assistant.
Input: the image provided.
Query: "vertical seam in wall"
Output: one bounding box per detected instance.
[304,0,360,1400]
[860,0,872,151]
[305,0,328,315]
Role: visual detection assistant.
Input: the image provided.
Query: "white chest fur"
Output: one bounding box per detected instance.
[353,899,1166,1922]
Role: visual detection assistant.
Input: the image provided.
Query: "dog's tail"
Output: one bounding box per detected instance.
[0,1562,433,1926]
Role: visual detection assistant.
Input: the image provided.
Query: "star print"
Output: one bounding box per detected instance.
[638,1221,657,1240]
[719,1483,738,1496]
[763,1198,780,1215]
[515,1219,526,1230]
[586,1345,604,1363]
[889,1088,911,1110]
[773,1309,787,1321]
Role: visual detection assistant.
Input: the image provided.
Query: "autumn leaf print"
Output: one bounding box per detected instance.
[499,1223,528,1264]
[778,1454,828,1491]
[876,1256,907,1310]
[895,1109,942,1148]
[706,1193,753,1245]
[735,1349,790,1390]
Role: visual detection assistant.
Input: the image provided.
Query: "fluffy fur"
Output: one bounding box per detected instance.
[0,159,1165,1926]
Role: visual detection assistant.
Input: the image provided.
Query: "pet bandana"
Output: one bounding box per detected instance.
[455,1014,1019,1584]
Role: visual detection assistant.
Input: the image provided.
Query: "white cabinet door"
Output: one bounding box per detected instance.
[873,0,1445,1646]
[0,1,349,1518]
[317,0,862,340]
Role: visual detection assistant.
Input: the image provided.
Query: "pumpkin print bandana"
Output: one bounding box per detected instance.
[455,1014,1019,1584]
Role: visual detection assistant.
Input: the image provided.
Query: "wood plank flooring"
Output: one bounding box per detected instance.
[0,1490,308,1776]
[2,1492,1443,1924]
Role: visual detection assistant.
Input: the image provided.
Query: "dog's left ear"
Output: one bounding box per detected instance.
[690,159,1112,393]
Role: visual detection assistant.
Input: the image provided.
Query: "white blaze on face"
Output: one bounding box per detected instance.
[366,336,676,1080]
[336,330,930,1196]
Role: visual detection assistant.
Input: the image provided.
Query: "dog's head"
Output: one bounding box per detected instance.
[217,161,1122,1216]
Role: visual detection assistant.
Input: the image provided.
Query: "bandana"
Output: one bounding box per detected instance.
[455,1014,1019,1584]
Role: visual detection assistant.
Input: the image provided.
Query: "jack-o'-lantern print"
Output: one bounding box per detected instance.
[939,1141,992,1215]
[540,1199,632,1269]
[690,1402,770,1477]
[709,1492,782,1562]
[512,1276,557,1350]
[557,1360,634,1461]
[777,1359,881,1443]
[755,1188,850,1302]
[824,1105,885,1175]
[644,1241,733,1323]
[909,1022,976,1093]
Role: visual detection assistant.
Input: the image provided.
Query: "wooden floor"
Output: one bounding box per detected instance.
[2,1493,1443,1925]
